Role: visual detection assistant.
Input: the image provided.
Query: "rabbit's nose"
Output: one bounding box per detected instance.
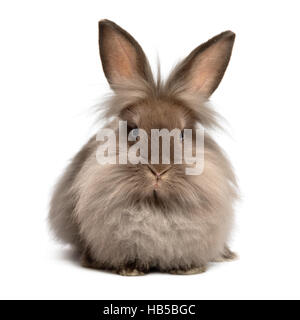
[147,164,171,177]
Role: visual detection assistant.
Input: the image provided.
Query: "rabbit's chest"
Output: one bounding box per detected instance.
[84,205,232,267]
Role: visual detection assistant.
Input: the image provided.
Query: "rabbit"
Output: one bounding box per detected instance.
[49,19,238,276]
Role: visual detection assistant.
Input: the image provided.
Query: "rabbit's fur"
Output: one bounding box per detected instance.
[49,20,238,275]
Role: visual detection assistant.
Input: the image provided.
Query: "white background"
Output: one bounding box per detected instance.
[1,0,300,300]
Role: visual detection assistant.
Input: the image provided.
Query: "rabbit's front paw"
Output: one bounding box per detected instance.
[118,268,145,276]
[169,266,206,275]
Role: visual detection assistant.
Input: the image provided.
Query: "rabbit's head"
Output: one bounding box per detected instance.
[96,20,235,208]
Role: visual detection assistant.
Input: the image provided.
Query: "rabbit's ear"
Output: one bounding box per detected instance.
[168,31,235,97]
[98,20,153,86]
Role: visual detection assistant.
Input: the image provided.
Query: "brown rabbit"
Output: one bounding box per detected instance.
[49,19,238,276]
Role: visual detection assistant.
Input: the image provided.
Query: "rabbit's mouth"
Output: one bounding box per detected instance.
[146,164,171,177]
[146,164,171,190]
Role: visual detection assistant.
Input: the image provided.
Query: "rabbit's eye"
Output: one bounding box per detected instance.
[129,128,139,140]
[180,130,184,141]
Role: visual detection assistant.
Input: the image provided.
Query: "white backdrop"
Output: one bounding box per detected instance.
[1,0,300,299]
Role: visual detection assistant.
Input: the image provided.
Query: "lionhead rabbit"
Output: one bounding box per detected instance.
[49,19,238,276]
